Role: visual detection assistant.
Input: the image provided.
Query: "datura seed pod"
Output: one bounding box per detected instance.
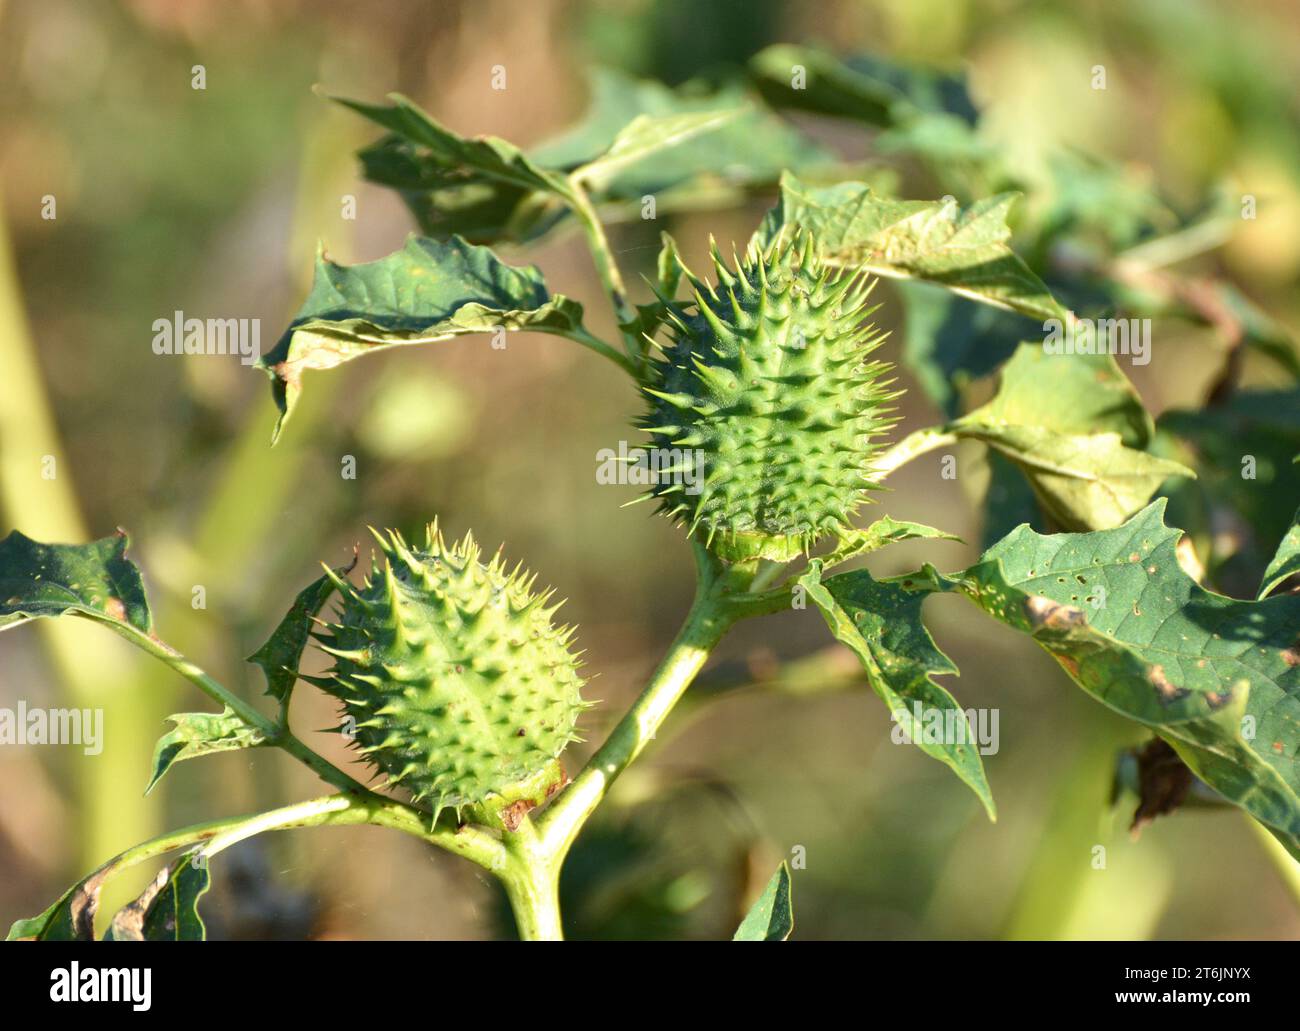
[313,524,586,828]
[640,230,898,561]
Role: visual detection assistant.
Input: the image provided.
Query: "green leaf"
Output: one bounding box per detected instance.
[749,44,979,128]
[732,862,793,941]
[956,424,1191,532]
[799,562,996,819]
[6,864,115,941]
[907,500,1300,848]
[337,89,577,244]
[261,235,586,439]
[950,344,1191,530]
[352,72,829,241]
[9,849,211,942]
[570,107,745,193]
[1157,389,1300,590]
[1035,149,1179,252]
[0,529,151,635]
[980,448,1044,551]
[896,280,1031,419]
[146,707,267,794]
[104,856,211,941]
[822,516,962,570]
[754,172,1069,323]
[336,92,575,200]
[357,134,566,244]
[533,69,832,202]
[956,340,1152,447]
[247,560,352,716]
[1260,508,1300,599]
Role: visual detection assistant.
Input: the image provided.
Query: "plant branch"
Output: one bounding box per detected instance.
[874,425,959,478]
[536,546,761,860]
[115,626,375,793]
[560,324,638,376]
[71,792,507,925]
[565,177,641,364]
[98,621,508,867]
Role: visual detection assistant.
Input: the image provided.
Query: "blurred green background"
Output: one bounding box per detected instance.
[2,0,1299,940]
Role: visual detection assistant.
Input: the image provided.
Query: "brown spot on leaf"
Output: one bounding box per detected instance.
[1054,654,1081,678]
[1130,738,1193,837]
[1025,594,1087,631]
[1147,664,1190,705]
[103,596,127,622]
[105,867,170,941]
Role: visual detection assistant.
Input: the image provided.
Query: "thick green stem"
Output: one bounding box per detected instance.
[500,820,563,940]
[537,555,746,860]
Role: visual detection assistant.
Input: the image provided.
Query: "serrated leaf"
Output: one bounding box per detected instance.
[357,134,567,244]
[147,707,267,794]
[822,516,962,570]
[570,108,744,192]
[103,856,211,941]
[949,343,1190,530]
[754,172,1069,323]
[248,561,352,717]
[533,69,832,201]
[956,341,1152,447]
[903,500,1300,848]
[732,862,793,941]
[1260,508,1300,599]
[352,73,828,242]
[336,92,575,200]
[956,424,1191,532]
[799,563,996,819]
[0,529,151,635]
[261,235,586,439]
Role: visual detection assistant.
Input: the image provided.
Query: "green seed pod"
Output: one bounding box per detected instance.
[314,524,587,827]
[640,230,898,562]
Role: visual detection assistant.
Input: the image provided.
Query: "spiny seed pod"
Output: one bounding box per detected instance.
[640,230,899,562]
[312,524,587,827]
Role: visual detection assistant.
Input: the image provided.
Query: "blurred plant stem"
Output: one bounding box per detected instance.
[1002,712,1170,940]
[0,196,159,872]
[1247,816,1300,910]
[149,101,356,828]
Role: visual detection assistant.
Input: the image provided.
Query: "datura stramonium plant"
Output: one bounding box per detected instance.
[641,230,899,562]
[313,525,587,828]
[19,72,1291,948]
